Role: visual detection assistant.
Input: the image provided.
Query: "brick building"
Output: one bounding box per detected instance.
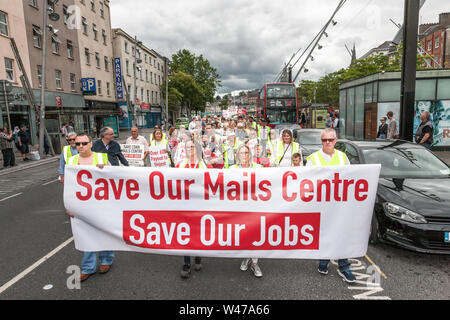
[419,12,450,69]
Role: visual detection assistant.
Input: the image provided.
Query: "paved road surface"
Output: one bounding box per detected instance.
[0,162,449,301]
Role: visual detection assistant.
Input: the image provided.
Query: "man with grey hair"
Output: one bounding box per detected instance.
[415,111,433,149]
[126,126,149,165]
[306,127,356,283]
[92,127,129,166]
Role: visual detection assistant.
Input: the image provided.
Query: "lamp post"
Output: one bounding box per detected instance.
[38,0,48,158]
[132,36,142,128]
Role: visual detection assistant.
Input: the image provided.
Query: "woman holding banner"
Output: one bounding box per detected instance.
[228,144,264,278]
[149,128,172,167]
[176,140,210,278]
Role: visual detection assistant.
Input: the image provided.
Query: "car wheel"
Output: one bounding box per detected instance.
[369,212,380,245]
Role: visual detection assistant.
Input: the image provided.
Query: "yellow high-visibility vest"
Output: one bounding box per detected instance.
[67,152,108,165]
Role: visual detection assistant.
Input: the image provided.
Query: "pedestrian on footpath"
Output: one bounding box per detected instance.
[306,128,356,284]
[65,133,113,282]
[228,144,264,278]
[176,140,208,279]
[126,127,149,165]
[0,126,16,169]
[415,111,434,149]
[377,117,388,139]
[92,127,129,166]
[17,124,31,161]
[58,132,78,183]
[386,111,398,139]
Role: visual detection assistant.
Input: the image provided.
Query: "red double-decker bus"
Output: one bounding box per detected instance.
[257,83,298,127]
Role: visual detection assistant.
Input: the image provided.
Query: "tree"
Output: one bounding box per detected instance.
[170,49,221,114]
[167,71,203,117]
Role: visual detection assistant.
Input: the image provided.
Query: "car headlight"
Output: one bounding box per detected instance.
[382,202,427,224]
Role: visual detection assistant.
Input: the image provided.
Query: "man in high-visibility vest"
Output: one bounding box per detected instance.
[222,132,241,168]
[65,133,113,282]
[306,128,356,284]
[58,132,78,184]
[257,118,271,157]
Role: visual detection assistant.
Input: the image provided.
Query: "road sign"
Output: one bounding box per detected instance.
[81,77,96,95]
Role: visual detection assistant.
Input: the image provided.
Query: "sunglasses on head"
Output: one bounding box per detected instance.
[75,142,90,146]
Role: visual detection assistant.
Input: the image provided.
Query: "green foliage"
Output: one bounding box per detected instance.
[297,45,432,105]
[169,49,221,114]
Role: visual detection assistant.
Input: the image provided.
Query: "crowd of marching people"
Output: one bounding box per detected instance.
[62,114,357,284]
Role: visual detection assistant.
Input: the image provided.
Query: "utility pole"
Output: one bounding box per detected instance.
[400,0,420,142]
[165,57,169,128]
[38,0,48,158]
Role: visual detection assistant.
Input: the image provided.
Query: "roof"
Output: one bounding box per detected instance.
[341,139,421,149]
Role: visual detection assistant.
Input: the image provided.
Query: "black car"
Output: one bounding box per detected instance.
[336,139,450,254]
[294,129,323,163]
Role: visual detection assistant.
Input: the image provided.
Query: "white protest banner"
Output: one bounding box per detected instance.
[149,146,171,167]
[64,165,380,259]
[120,144,145,166]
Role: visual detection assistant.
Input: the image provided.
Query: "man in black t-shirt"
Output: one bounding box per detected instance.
[17,125,31,161]
[415,111,433,149]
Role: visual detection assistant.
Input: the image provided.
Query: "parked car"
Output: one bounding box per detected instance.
[175,117,189,129]
[335,139,450,254]
[294,129,323,163]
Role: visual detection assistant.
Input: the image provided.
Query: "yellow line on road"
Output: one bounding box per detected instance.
[365,254,387,279]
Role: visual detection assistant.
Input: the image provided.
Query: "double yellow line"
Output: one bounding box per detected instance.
[365,254,388,279]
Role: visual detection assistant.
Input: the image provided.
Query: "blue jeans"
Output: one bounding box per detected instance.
[81,251,114,274]
[319,259,351,272]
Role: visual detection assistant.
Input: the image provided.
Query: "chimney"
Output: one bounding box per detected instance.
[439,12,450,26]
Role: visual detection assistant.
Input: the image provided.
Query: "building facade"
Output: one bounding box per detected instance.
[75,0,118,136]
[112,28,166,130]
[339,70,450,148]
[419,13,450,69]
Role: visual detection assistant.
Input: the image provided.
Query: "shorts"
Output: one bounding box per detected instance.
[19,144,29,154]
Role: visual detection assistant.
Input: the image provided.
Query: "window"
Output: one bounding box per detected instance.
[427,40,432,51]
[70,73,76,91]
[63,5,69,24]
[29,0,38,7]
[55,70,62,89]
[124,41,128,53]
[37,65,42,87]
[90,0,95,11]
[0,11,8,36]
[141,88,144,101]
[4,58,14,81]
[82,17,88,34]
[144,54,147,63]
[99,1,104,17]
[150,71,153,84]
[95,52,100,68]
[126,59,130,75]
[85,48,90,65]
[106,82,110,96]
[435,37,440,49]
[102,29,107,45]
[145,69,148,82]
[93,24,98,41]
[140,68,143,80]
[67,40,73,59]
[51,35,61,54]
[147,89,150,103]
[98,80,102,94]
[104,56,109,71]
[32,25,42,48]
[132,47,135,57]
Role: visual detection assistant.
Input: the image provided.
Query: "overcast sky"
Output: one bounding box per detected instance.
[110,0,449,95]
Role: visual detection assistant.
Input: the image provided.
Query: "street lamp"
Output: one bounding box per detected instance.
[131,36,142,127]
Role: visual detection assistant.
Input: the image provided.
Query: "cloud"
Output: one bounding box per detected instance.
[110,0,449,94]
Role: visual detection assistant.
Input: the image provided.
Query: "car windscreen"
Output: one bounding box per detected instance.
[297,132,322,145]
[362,147,450,178]
[266,109,296,124]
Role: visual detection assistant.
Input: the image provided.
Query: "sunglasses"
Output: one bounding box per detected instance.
[321,138,336,143]
[75,142,90,146]
[67,138,76,142]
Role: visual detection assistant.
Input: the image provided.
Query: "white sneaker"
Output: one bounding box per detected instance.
[250,263,263,278]
[240,258,250,271]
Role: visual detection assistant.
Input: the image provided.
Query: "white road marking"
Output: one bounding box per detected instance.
[0,193,22,202]
[0,237,74,295]
[42,179,59,186]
